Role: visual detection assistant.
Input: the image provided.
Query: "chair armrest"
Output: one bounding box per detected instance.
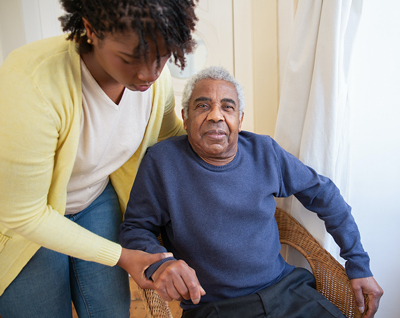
[275,207,369,318]
[138,286,173,318]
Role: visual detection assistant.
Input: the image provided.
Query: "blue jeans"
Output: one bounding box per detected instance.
[0,182,131,318]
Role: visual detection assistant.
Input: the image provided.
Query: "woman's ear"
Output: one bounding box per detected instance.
[82,17,95,43]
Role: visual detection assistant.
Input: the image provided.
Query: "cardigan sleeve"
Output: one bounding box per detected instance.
[157,67,187,141]
[0,52,121,267]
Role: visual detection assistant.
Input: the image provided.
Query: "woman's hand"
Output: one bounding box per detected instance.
[117,247,172,289]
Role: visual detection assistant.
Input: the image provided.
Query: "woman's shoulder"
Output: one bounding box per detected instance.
[0,35,82,124]
[2,35,78,77]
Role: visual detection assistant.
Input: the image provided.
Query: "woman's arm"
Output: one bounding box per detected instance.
[0,58,121,267]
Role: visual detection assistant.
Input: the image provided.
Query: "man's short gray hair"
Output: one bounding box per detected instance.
[181,66,245,118]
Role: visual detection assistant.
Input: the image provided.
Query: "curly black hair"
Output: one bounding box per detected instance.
[59,0,198,69]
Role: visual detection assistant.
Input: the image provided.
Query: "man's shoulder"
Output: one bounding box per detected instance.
[238,131,285,162]
[239,131,274,146]
[147,135,188,156]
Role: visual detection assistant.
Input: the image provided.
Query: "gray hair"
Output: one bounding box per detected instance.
[181,66,245,118]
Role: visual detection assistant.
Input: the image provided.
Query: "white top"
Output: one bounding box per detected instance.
[66,60,152,214]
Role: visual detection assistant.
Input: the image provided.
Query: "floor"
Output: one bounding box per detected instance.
[72,277,182,318]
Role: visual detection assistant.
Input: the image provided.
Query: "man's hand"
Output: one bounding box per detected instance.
[351,276,383,318]
[151,259,206,304]
[117,248,173,289]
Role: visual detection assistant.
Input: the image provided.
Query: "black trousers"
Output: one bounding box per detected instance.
[182,268,346,318]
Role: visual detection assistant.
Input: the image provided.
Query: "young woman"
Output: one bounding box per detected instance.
[0,1,198,317]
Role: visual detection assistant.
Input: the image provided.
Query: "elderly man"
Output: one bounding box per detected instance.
[119,66,382,318]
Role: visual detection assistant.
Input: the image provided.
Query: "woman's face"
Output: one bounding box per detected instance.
[84,21,170,92]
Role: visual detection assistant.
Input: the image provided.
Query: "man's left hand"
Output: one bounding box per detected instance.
[351,276,383,318]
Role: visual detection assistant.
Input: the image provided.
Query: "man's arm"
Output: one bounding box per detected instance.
[119,149,205,303]
[271,138,383,315]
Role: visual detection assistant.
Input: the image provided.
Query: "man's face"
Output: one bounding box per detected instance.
[182,79,244,166]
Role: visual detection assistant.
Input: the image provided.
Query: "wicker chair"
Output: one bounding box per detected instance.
[137,207,368,318]
[274,207,368,318]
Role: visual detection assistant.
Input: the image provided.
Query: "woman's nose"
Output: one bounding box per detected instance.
[137,61,160,83]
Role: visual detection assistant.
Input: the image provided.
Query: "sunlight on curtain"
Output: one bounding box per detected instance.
[274,0,363,266]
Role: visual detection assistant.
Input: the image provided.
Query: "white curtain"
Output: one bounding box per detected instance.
[274,0,363,265]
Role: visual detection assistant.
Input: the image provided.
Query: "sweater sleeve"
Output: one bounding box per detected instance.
[119,150,175,277]
[270,139,372,279]
[0,58,121,267]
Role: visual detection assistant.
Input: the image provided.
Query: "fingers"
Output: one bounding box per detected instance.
[117,249,174,290]
[164,278,184,302]
[352,285,365,315]
[138,276,156,290]
[351,277,384,318]
[161,276,205,304]
[178,268,206,304]
[153,260,205,304]
[363,290,383,318]
[195,286,207,304]
[137,252,174,289]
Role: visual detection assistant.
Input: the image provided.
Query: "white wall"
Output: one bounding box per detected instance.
[0,0,26,62]
[0,0,63,66]
[348,1,400,317]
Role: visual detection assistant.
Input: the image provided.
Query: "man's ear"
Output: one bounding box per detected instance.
[238,111,244,132]
[181,109,188,130]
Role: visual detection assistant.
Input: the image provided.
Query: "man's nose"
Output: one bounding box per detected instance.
[207,105,224,122]
[137,60,160,83]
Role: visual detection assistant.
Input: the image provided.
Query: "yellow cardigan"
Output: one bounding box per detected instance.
[0,35,185,295]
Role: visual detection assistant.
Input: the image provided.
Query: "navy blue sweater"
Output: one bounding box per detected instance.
[119,132,371,310]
